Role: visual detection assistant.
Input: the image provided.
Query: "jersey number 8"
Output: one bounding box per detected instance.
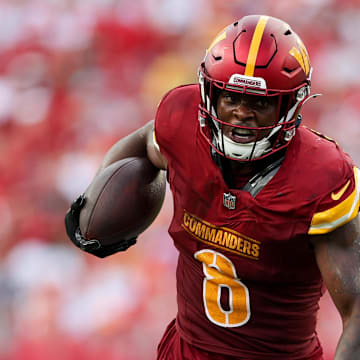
[194,249,251,327]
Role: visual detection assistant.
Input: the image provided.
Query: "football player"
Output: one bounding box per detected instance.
[65,15,360,359]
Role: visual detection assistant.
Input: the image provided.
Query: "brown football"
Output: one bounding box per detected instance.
[79,157,166,246]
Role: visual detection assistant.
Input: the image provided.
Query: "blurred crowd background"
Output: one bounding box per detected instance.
[0,0,359,359]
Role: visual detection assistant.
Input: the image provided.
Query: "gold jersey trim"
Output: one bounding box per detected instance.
[152,128,160,152]
[309,167,360,235]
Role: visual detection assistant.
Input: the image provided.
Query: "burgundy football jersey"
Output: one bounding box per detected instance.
[154,84,359,359]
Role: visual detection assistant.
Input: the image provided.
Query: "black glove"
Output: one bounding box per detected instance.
[64,194,137,258]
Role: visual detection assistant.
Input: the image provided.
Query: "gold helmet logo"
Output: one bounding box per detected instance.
[289,38,311,76]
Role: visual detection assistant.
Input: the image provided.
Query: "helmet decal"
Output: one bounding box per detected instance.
[289,39,311,76]
[228,74,267,90]
[244,15,269,77]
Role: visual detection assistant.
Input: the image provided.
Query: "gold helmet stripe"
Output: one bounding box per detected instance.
[244,16,269,77]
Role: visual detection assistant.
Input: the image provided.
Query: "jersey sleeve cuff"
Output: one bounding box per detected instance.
[308,167,360,235]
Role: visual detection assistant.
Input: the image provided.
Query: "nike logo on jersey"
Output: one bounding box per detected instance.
[331,180,350,201]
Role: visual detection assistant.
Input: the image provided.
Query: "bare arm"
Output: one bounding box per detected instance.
[98,120,167,172]
[311,214,360,359]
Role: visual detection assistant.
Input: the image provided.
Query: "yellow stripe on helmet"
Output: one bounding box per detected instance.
[244,16,269,77]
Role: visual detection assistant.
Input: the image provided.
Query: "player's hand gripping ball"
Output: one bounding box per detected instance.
[66,157,166,258]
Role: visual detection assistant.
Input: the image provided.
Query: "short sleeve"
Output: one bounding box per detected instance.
[154,84,200,162]
[308,166,360,234]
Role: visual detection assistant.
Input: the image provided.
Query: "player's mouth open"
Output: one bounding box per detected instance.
[229,128,256,144]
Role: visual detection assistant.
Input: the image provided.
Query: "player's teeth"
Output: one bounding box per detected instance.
[234,130,251,136]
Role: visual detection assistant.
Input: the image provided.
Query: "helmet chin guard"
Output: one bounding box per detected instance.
[219,134,272,160]
[198,15,317,162]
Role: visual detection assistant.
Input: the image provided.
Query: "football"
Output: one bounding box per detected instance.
[79,157,166,246]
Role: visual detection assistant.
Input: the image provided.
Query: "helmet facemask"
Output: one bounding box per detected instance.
[198,66,311,162]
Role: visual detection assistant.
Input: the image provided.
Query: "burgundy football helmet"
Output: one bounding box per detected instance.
[199,15,316,161]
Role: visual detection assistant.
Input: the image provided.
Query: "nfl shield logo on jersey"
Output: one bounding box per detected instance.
[223,193,236,210]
